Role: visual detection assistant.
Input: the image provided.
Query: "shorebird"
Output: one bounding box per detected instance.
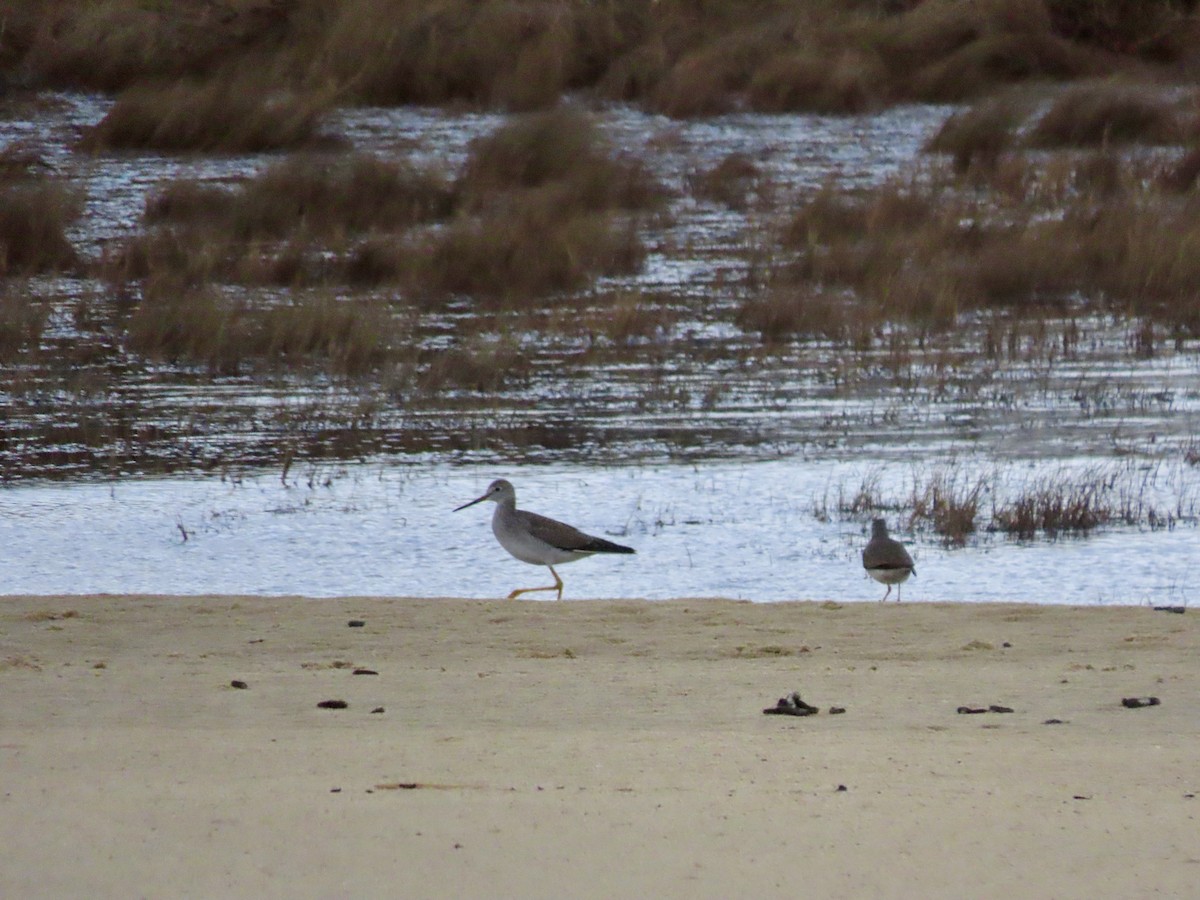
[862,518,915,601]
[454,479,634,600]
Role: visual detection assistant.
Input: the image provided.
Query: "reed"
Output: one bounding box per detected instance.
[992,470,1114,538]
[909,468,987,545]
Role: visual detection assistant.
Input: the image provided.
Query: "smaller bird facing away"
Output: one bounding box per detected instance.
[455,479,635,600]
[862,518,915,602]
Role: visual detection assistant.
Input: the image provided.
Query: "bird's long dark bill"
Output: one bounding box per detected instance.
[453,494,487,511]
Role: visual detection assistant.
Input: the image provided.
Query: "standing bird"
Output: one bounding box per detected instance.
[454,479,634,600]
[862,518,915,602]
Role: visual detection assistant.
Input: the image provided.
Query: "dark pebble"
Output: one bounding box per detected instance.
[1042,718,1067,725]
[957,706,988,714]
[348,620,366,628]
[317,699,349,709]
[836,784,848,792]
[1121,696,1161,708]
[353,668,378,675]
[371,707,385,714]
[988,705,1014,714]
[763,691,819,716]
[230,680,248,689]
[828,706,847,715]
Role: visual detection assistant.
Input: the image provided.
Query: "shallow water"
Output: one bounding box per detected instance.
[3,95,1200,602]
[1,460,1194,604]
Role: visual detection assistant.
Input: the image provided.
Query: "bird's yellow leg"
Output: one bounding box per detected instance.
[507,566,564,600]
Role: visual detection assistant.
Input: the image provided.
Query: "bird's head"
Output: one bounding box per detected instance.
[454,479,516,511]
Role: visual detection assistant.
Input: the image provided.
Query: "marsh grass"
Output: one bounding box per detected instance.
[779,144,1200,337]
[824,461,1180,544]
[409,108,663,304]
[414,196,646,303]
[79,80,333,153]
[148,153,454,239]
[10,0,1196,117]
[7,3,1200,480]
[115,110,660,305]
[0,284,49,363]
[407,338,532,395]
[1028,81,1186,147]
[925,96,1025,172]
[112,152,455,289]
[602,293,677,345]
[909,468,987,545]
[735,286,858,345]
[992,469,1115,538]
[459,107,664,211]
[126,284,393,377]
[13,0,292,91]
[0,177,81,275]
[689,152,765,211]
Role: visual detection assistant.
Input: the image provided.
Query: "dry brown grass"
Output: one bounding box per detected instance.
[10,1,280,91]
[0,176,80,275]
[925,96,1025,172]
[79,79,332,153]
[1160,145,1200,192]
[1028,81,1187,147]
[125,283,393,377]
[112,111,658,303]
[735,286,858,345]
[314,0,619,110]
[406,337,532,395]
[459,107,663,212]
[689,152,764,211]
[587,292,678,346]
[110,152,454,289]
[910,468,986,545]
[748,47,887,114]
[885,0,1101,103]
[0,284,50,363]
[775,149,1200,334]
[1045,0,1200,60]
[402,107,663,304]
[992,469,1116,538]
[8,1,1197,116]
[150,153,454,239]
[412,193,646,303]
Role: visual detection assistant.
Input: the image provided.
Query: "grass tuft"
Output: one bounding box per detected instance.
[0,177,80,275]
[1028,81,1185,147]
[79,79,333,153]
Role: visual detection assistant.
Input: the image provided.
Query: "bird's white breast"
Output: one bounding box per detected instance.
[866,567,912,586]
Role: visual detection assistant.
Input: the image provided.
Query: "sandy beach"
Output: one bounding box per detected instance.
[1,595,1196,898]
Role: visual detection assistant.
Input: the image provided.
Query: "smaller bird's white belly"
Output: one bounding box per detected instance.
[494,519,587,566]
[867,567,912,586]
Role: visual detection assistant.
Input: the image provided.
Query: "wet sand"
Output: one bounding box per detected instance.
[2,595,1196,898]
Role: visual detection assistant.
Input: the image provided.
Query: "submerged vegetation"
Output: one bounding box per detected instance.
[0,0,1199,553]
